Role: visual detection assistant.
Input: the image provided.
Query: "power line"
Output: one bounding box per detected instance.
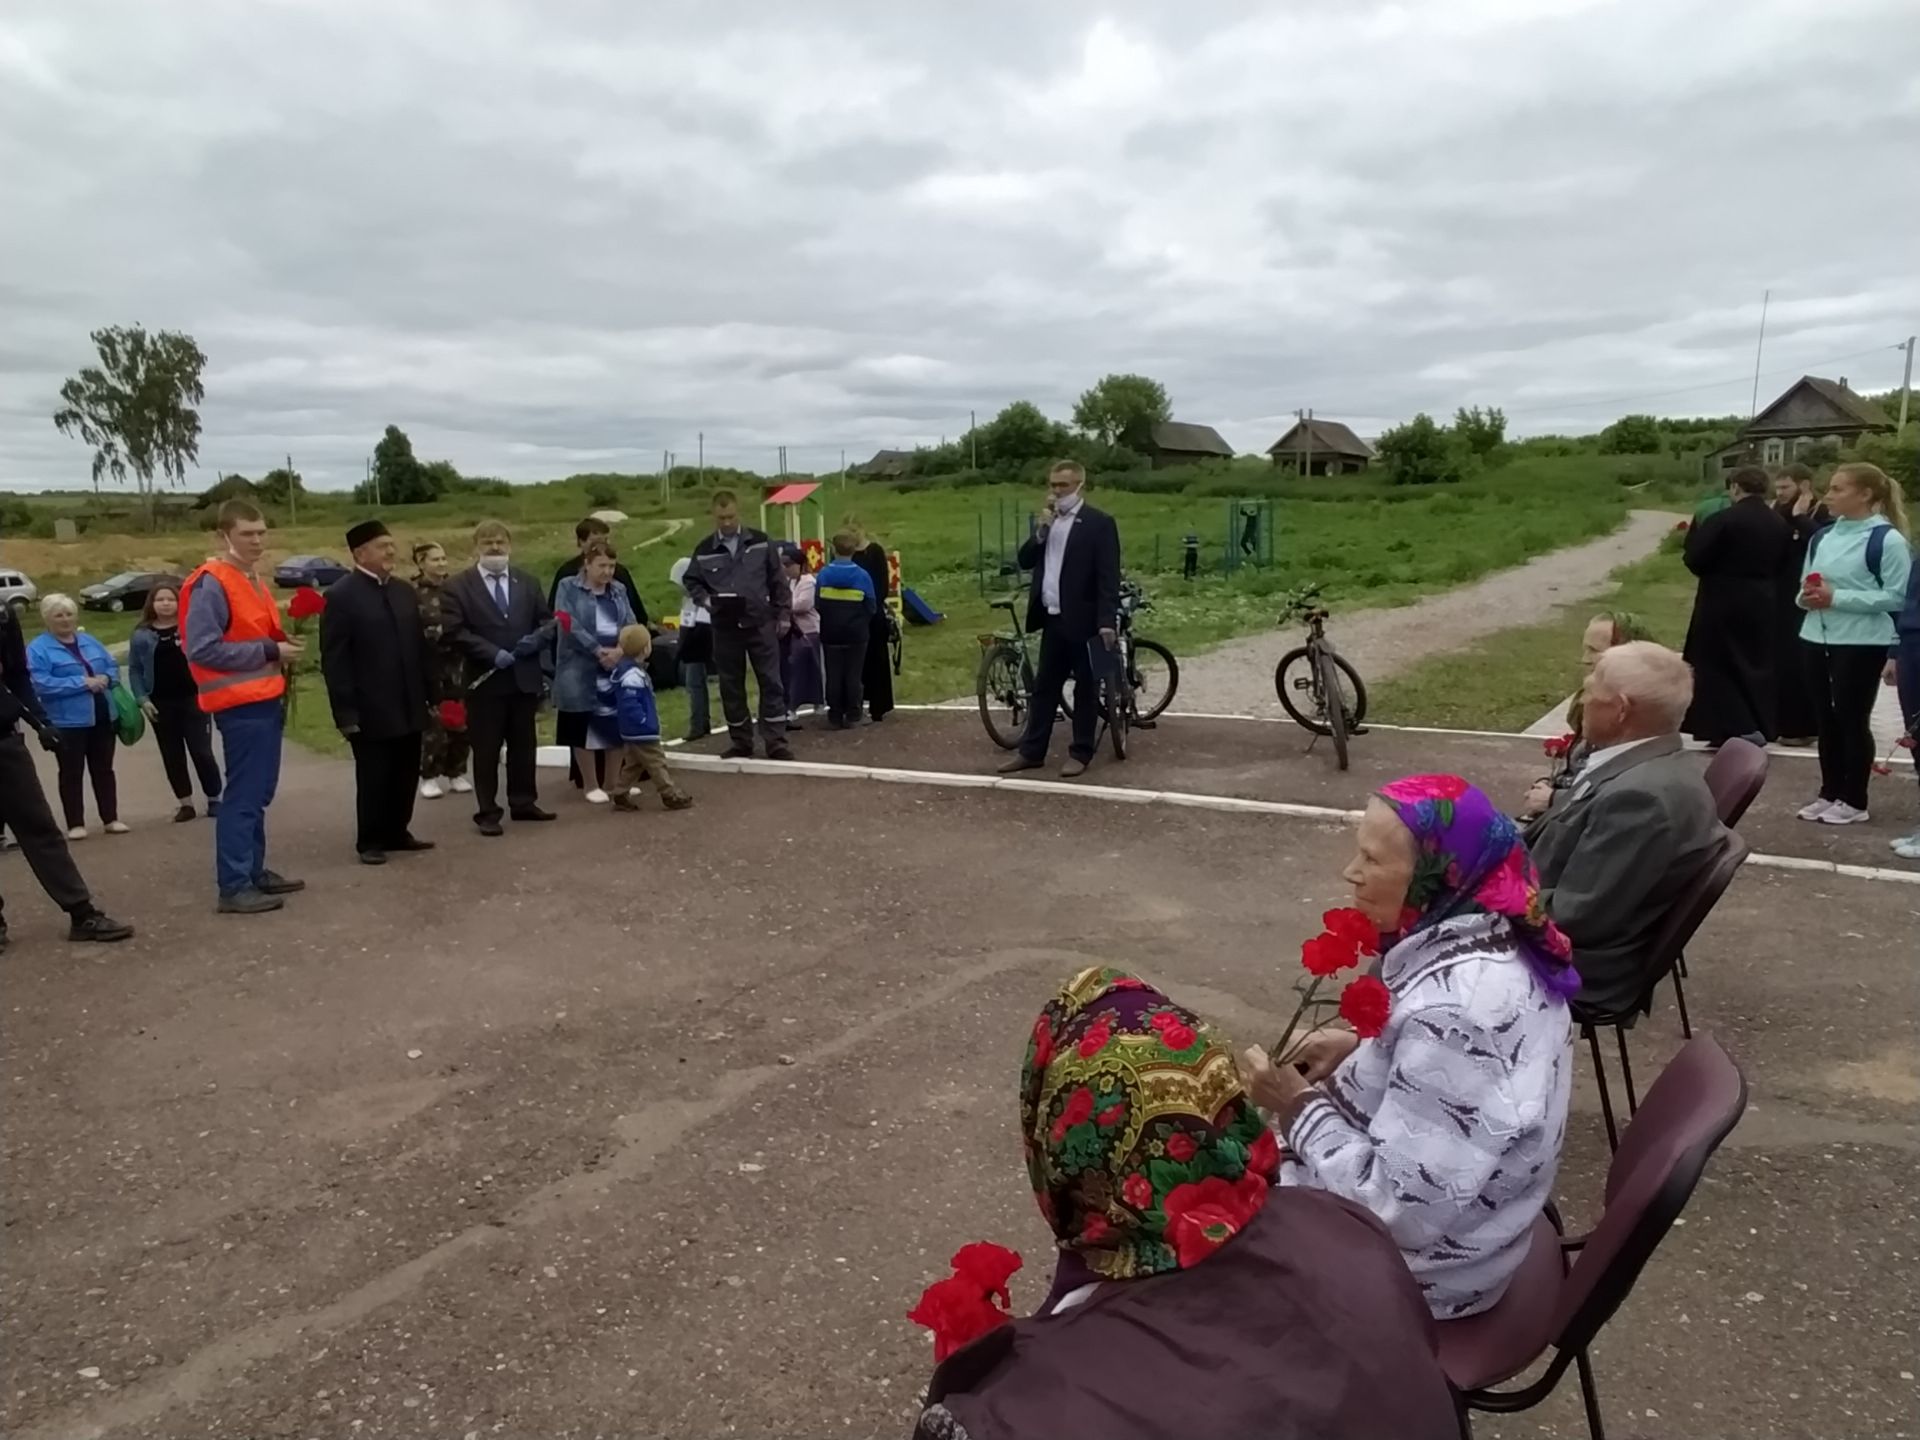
[1521,342,1906,414]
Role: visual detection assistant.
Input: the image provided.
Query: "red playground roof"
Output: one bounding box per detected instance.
[764,482,820,505]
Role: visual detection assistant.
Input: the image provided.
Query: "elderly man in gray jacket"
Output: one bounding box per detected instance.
[1525,641,1726,1016]
[682,490,793,760]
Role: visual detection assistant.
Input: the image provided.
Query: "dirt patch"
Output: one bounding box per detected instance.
[1172,508,1680,717]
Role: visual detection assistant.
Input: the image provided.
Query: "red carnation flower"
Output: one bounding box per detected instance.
[1338,975,1392,1039]
[1122,1172,1153,1210]
[556,610,573,632]
[1300,932,1359,978]
[1162,1173,1266,1268]
[907,1243,1024,1361]
[438,699,468,731]
[950,1242,1021,1308]
[1164,1132,1196,1162]
[1542,732,1576,760]
[287,586,326,621]
[1674,519,1689,531]
[1247,1127,1280,1179]
[1804,572,1822,588]
[1321,908,1380,956]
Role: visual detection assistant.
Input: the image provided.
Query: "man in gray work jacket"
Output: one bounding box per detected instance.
[682,490,793,760]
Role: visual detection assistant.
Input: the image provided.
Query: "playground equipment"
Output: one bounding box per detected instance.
[1221,498,1275,574]
[762,482,826,569]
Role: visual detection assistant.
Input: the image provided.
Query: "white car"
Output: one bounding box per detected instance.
[0,568,36,613]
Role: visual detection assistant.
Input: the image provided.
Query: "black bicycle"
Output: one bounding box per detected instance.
[1273,584,1368,770]
[976,579,1179,752]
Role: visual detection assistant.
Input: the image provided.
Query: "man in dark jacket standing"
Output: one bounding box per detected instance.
[442,520,557,835]
[998,459,1121,778]
[683,490,793,760]
[1681,465,1792,746]
[320,521,438,864]
[0,603,133,952]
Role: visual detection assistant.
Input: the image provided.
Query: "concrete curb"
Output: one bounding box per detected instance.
[585,747,1919,887]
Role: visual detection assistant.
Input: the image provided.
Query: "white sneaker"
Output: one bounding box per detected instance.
[1819,802,1869,826]
[419,778,445,800]
[450,776,473,794]
[584,788,610,804]
[66,825,87,841]
[1796,799,1837,822]
[1892,832,1920,861]
[628,786,644,798]
[105,821,129,835]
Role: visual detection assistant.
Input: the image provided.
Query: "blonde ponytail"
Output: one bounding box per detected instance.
[1832,462,1910,537]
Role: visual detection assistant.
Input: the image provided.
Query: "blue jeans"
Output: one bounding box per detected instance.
[212,700,283,897]
[682,662,711,737]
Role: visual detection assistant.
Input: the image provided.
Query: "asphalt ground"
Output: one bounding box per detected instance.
[2,714,1915,1440]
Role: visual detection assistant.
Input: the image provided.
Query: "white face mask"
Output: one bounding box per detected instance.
[1054,488,1083,516]
[477,553,511,575]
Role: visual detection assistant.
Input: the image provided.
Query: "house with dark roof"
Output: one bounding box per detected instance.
[1715,376,1894,469]
[851,448,913,478]
[1144,421,1235,468]
[1266,417,1375,474]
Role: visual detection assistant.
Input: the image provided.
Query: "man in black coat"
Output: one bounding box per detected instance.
[320,520,439,864]
[997,460,1121,778]
[0,603,133,951]
[1681,465,1792,746]
[441,519,556,835]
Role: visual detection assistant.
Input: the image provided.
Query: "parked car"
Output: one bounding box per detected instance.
[79,571,182,613]
[274,555,351,590]
[0,567,36,613]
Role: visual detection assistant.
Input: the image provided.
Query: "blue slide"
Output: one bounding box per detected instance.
[901,586,944,626]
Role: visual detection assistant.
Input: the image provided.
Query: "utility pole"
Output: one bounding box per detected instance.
[286,453,297,525]
[698,431,705,490]
[969,410,977,470]
[1899,334,1915,437]
[1748,288,1770,418]
[840,447,847,490]
[368,455,378,507]
[661,449,670,506]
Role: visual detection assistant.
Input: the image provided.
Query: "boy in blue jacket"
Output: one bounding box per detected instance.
[610,626,692,812]
[814,531,878,729]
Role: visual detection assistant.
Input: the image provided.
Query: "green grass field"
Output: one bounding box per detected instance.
[1368,540,1695,731]
[6,451,1710,752]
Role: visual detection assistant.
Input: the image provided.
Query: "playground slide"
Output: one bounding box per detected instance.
[901,587,944,625]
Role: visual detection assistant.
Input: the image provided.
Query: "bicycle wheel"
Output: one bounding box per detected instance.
[976,645,1029,750]
[1104,670,1130,760]
[1128,637,1178,722]
[1275,647,1368,738]
[1317,649,1351,770]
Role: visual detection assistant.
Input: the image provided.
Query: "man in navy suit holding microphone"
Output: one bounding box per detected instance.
[997,459,1122,779]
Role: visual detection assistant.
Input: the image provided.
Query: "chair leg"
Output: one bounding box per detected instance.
[1671,965,1693,1039]
[1616,1027,1639,1116]
[1575,1348,1606,1440]
[1675,949,1688,979]
[1585,1025,1619,1153]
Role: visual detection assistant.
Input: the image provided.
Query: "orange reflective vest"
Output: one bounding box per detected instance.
[178,558,288,713]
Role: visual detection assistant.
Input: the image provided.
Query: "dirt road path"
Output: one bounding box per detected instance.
[1174,508,1680,717]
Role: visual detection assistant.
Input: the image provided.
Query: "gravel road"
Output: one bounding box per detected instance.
[1173,508,1680,717]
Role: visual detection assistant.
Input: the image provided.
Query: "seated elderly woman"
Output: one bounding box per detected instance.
[1243,775,1577,1320]
[911,967,1458,1440]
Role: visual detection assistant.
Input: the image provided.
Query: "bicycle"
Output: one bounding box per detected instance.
[976,579,1180,752]
[1272,583,1368,770]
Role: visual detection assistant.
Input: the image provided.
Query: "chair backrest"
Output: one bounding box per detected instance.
[1642,829,1750,979]
[1703,739,1769,826]
[1550,1035,1749,1351]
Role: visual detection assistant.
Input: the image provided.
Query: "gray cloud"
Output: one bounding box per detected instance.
[2,0,1916,492]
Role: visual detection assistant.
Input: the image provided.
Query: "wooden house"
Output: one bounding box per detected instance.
[1266,418,1375,474]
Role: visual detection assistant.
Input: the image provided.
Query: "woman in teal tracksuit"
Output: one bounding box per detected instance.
[1795,463,1912,827]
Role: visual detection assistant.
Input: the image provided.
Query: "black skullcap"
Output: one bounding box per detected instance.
[346,520,390,551]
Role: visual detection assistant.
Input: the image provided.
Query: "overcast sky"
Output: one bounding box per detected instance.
[2,0,1916,493]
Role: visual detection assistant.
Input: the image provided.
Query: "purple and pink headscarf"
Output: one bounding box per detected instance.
[1376,774,1579,1000]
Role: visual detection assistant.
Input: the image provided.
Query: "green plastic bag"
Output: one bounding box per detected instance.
[109,682,146,746]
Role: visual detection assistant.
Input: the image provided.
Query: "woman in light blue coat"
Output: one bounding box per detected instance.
[25,594,125,838]
[551,538,636,802]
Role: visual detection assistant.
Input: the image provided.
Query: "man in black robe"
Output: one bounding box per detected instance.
[1770,464,1830,743]
[320,520,437,864]
[1681,466,1792,746]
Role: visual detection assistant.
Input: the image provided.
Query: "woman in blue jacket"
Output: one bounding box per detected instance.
[1796,463,1912,828]
[551,538,637,803]
[25,594,126,839]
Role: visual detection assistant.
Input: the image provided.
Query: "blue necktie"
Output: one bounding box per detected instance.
[490,574,509,615]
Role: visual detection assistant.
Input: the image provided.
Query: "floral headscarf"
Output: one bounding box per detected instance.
[1376,774,1580,1000]
[1021,967,1278,1281]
